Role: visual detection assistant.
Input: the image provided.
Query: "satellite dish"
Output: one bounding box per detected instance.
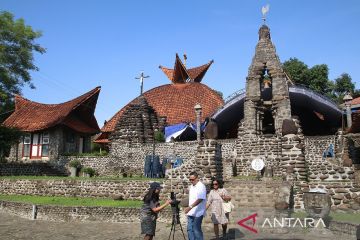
[251,158,265,171]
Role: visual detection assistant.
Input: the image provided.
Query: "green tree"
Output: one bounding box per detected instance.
[0,11,44,159]
[334,73,355,96]
[282,58,359,103]
[0,126,22,161]
[307,64,330,95]
[0,11,45,122]
[282,58,309,86]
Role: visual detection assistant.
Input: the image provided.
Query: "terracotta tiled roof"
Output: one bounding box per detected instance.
[159,54,213,84]
[101,83,223,133]
[350,97,360,105]
[188,61,214,82]
[3,87,101,134]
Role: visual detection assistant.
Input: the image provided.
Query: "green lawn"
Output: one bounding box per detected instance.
[233,175,283,181]
[292,211,360,224]
[0,175,164,182]
[0,194,143,208]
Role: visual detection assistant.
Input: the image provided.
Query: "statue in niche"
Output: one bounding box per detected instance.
[263,75,272,89]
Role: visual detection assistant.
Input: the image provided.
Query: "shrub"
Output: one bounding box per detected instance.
[154,131,165,142]
[69,160,81,168]
[82,167,96,177]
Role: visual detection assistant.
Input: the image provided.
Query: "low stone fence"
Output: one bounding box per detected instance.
[329,221,360,240]
[294,181,360,211]
[0,162,67,176]
[0,179,159,200]
[0,200,172,223]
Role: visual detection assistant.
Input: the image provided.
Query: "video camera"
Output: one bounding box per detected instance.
[170,192,181,224]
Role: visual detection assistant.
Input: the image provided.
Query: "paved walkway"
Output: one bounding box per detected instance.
[0,211,340,240]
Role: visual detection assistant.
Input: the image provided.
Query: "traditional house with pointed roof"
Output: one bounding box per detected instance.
[95,54,223,144]
[3,87,101,161]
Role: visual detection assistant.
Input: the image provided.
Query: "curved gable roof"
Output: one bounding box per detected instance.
[3,87,101,133]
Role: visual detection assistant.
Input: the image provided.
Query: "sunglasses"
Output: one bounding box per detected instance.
[189,178,196,182]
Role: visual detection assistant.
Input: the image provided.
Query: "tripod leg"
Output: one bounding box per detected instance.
[178,222,187,240]
[172,223,176,240]
[168,222,174,240]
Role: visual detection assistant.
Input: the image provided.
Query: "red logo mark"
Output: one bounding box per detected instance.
[237,213,258,233]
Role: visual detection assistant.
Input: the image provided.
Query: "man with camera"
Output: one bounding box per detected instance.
[184,171,207,240]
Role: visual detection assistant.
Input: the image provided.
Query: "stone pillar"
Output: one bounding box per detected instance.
[280,119,307,181]
[194,104,202,142]
[345,103,352,128]
[194,139,222,183]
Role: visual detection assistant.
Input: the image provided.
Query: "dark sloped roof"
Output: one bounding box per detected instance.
[3,87,101,134]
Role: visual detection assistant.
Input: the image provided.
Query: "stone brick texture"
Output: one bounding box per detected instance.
[0,179,156,200]
[294,181,360,212]
[0,200,172,223]
[329,221,360,240]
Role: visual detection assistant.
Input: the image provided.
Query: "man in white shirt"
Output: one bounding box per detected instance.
[184,171,207,240]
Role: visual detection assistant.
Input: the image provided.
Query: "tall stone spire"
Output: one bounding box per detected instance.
[242,24,291,135]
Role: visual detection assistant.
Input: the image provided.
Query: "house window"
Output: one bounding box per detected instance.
[41,132,50,157]
[22,132,50,158]
[23,134,31,157]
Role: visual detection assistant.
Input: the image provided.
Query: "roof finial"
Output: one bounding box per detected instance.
[261,4,270,24]
[183,53,187,67]
[135,71,150,96]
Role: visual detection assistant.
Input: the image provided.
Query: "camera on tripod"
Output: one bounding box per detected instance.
[170,192,181,224]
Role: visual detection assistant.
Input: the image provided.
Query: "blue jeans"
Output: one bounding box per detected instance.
[187,215,204,240]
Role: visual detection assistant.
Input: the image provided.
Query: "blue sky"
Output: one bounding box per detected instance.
[1,0,360,127]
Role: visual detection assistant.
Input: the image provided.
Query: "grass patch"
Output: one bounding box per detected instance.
[0,194,143,208]
[233,175,283,181]
[0,175,164,182]
[292,211,360,224]
[329,212,360,224]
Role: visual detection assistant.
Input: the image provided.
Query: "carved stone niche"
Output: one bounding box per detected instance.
[303,192,331,219]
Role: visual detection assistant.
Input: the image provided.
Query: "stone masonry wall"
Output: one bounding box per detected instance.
[4,139,237,177]
[0,162,67,176]
[305,136,355,181]
[294,181,360,211]
[109,141,198,174]
[280,134,306,181]
[236,128,281,176]
[218,139,237,181]
[0,179,159,200]
[0,200,172,223]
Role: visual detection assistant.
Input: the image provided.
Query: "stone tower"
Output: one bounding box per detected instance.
[110,96,165,145]
[243,24,291,136]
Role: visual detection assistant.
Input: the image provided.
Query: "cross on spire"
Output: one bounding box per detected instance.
[135,71,150,95]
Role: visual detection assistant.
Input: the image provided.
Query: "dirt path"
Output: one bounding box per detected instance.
[0,211,341,240]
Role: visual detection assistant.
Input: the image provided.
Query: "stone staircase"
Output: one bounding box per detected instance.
[204,179,292,232]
